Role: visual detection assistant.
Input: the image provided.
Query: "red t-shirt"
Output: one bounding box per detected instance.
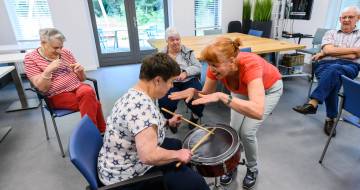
[207,52,281,96]
[24,48,81,97]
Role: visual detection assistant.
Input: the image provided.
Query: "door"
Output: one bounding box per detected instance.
[88,0,168,66]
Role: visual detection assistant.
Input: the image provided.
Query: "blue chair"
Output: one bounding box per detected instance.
[28,78,100,157]
[239,47,252,52]
[248,29,263,37]
[299,28,330,98]
[69,115,166,190]
[319,76,360,164]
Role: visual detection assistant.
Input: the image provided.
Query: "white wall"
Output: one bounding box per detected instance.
[168,0,242,36]
[0,0,17,45]
[280,0,331,47]
[47,0,99,70]
[221,0,243,33]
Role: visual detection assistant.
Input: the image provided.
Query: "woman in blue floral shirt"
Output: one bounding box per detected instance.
[98,53,209,190]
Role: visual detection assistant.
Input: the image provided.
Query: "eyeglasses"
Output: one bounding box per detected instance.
[340,15,357,20]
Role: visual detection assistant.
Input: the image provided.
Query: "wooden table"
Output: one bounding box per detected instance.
[148,33,306,78]
[0,53,39,112]
[148,33,305,57]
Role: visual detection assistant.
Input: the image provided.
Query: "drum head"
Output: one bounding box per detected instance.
[182,123,239,164]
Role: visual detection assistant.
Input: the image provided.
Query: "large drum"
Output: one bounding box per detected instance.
[183,123,240,177]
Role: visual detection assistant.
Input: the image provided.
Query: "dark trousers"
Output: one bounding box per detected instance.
[311,59,360,118]
[126,138,209,190]
[159,78,204,118]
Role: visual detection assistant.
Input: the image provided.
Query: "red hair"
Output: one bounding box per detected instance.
[200,37,242,63]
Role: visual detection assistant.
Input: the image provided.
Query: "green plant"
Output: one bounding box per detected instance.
[243,0,252,20]
[253,0,273,22]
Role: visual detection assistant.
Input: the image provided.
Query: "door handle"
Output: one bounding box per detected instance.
[133,17,137,28]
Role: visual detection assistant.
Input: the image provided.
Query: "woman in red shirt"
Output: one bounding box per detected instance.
[169,37,283,189]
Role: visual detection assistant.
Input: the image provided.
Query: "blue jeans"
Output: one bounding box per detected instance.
[143,138,209,190]
[159,78,204,118]
[120,138,209,190]
[311,59,360,118]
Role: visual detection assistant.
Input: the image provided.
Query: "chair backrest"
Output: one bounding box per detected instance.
[239,47,252,52]
[312,28,330,46]
[248,29,263,37]
[69,115,103,190]
[228,21,242,33]
[203,29,222,35]
[341,75,360,118]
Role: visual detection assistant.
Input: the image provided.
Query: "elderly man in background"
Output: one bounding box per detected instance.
[158,27,204,133]
[293,6,360,137]
[24,28,106,133]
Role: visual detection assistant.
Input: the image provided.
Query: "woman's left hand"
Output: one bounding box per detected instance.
[192,92,221,105]
[168,114,182,127]
[70,63,84,74]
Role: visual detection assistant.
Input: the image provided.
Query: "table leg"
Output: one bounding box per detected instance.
[5,66,39,112]
[0,126,12,143]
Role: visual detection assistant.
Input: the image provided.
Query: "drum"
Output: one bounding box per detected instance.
[182,123,240,177]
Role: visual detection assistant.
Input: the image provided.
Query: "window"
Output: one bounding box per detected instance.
[194,0,221,36]
[4,0,53,45]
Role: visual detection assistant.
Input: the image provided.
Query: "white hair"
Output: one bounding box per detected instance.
[165,27,180,40]
[341,6,360,15]
[39,28,66,43]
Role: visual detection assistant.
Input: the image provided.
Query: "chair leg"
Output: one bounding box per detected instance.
[319,110,343,164]
[308,79,314,98]
[50,116,65,157]
[40,102,49,140]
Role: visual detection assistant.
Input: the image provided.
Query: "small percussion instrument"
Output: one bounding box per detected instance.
[182,123,240,177]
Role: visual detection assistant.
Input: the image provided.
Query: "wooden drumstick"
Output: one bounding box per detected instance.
[176,128,216,167]
[161,107,214,134]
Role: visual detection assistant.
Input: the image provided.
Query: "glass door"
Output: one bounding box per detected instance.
[88,0,168,66]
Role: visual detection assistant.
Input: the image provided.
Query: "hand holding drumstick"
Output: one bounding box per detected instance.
[161,108,214,134]
[176,128,216,167]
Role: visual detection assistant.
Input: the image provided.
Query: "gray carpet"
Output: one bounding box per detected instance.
[0,64,360,190]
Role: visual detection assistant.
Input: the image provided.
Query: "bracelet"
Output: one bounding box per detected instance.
[41,73,52,80]
[226,94,233,105]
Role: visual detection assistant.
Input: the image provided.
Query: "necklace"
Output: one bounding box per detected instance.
[39,47,60,62]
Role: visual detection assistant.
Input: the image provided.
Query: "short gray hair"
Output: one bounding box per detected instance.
[39,28,66,43]
[341,6,360,15]
[165,27,180,40]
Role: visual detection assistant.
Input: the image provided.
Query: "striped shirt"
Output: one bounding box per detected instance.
[24,48,81,97]
[321,29,360,64]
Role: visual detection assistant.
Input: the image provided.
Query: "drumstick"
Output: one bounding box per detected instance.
[176,128,216,167]
[161,107,214,134]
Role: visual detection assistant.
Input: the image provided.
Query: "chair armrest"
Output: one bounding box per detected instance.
[98,171,165,190]
[85,77,100,100]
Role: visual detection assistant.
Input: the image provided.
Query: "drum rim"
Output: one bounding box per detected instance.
[183,124,240,164]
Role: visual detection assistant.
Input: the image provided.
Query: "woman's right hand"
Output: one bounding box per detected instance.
[168,88,198,103]
[176,149,192,164]
[45,59,61,73]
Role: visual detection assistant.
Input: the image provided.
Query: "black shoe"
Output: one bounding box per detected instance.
[324,119,336,137]
[188,115,199,130]
[293,103,318,115]
[243,168,258,189]
[220,171,234,185]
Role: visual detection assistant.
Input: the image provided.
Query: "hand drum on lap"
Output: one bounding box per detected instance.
[182,124,240,177]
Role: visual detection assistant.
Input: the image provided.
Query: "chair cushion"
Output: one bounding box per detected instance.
[297,47,320,55]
